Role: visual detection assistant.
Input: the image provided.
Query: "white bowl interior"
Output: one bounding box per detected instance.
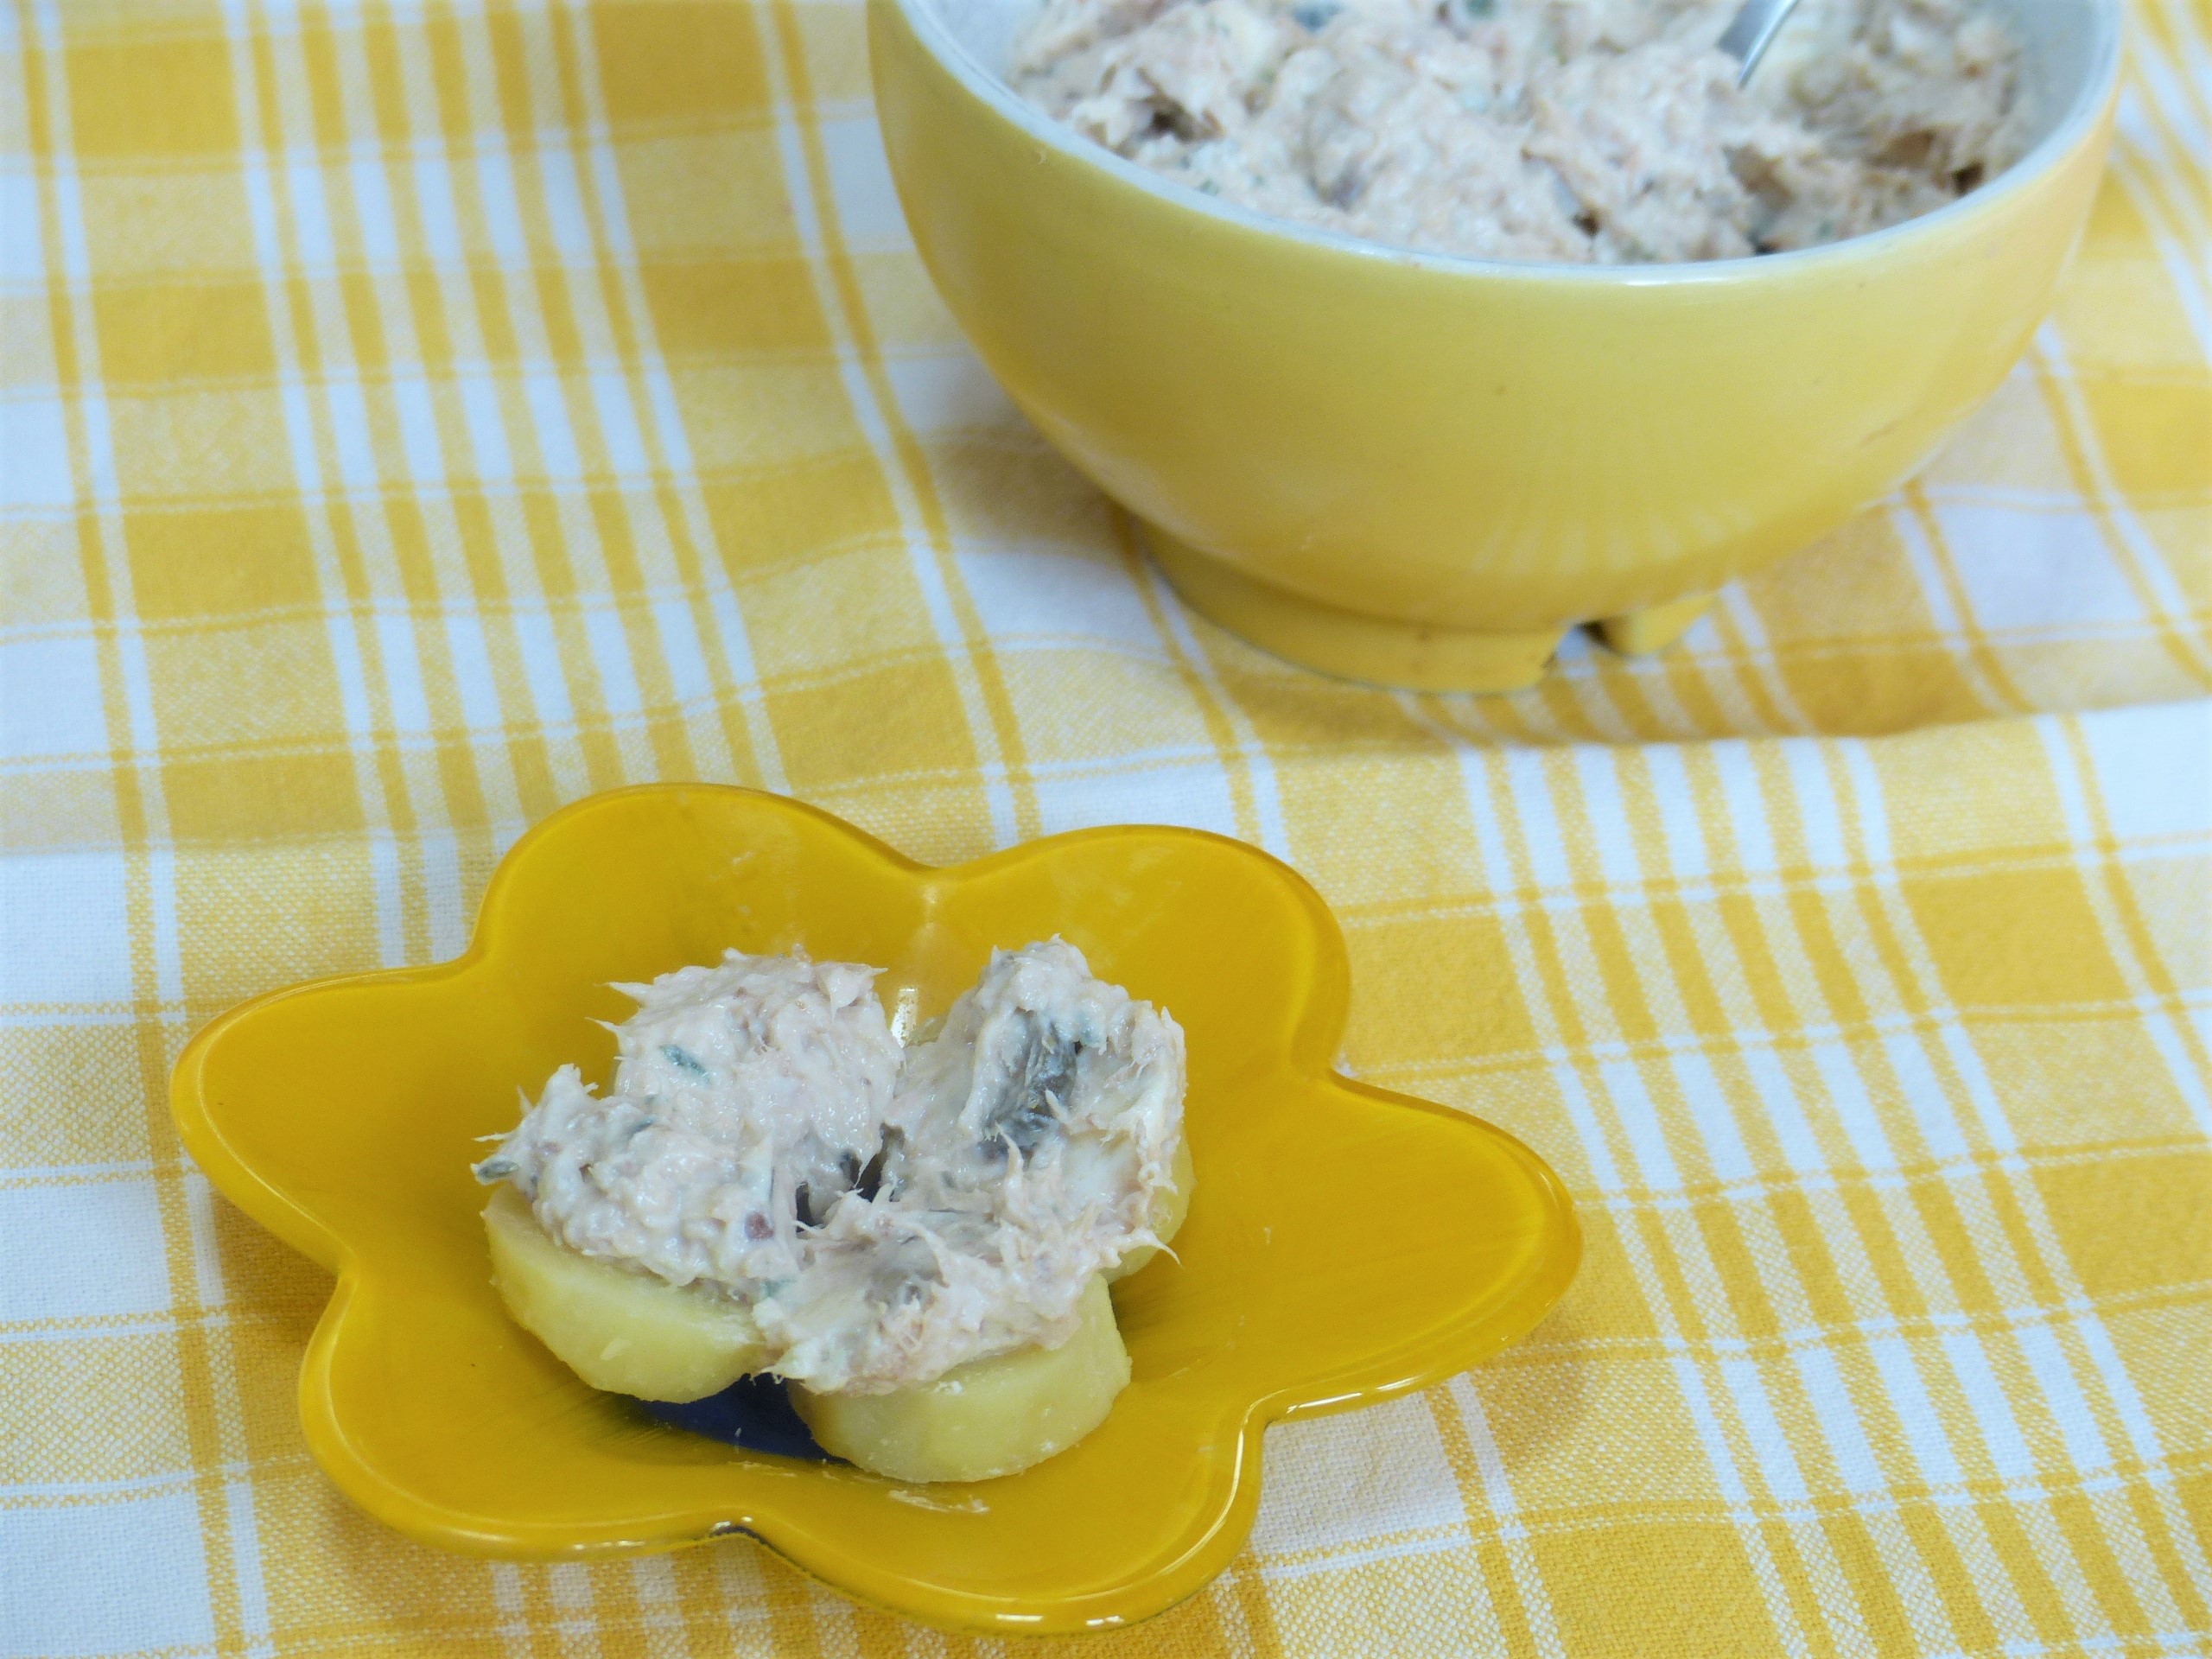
[930,0,1036,81]
[1992,0,2126,146]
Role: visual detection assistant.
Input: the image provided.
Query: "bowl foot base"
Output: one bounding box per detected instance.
[1595,592,1713,656]
[1146,529,1709,693]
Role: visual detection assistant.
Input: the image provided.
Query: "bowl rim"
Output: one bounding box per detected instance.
[881,0,2126,283]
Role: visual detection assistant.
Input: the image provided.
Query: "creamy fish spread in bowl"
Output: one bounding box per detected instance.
[1013,0,2030,263]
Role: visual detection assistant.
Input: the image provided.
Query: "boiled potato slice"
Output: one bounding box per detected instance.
[791,1274,1129,1482]
[482,1185,770,1402]
[1105,1136,1195,1283]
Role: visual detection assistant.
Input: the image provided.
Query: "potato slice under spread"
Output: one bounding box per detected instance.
[483,1185,769,1402]
[791,1275,1130,1483]
[1105,1137,1195,1283]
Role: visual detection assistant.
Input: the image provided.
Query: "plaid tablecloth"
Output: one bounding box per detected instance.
[3,0,2208,1652]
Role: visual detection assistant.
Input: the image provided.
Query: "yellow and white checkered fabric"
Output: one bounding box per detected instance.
[3,0,2207,1650]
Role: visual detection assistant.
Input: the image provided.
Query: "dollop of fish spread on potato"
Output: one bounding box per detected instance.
[475,940,1186,1395]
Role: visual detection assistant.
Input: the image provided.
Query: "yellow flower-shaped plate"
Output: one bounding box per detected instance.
[172,786,1579,1635]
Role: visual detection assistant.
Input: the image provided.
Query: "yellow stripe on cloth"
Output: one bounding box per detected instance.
[1,0,2206,1653]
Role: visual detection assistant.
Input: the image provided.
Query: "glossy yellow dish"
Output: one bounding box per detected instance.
[170,786,1579,1634]
[870,0,2123,690]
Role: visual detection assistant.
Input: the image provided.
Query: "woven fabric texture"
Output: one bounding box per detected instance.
[1,0,2207,1652]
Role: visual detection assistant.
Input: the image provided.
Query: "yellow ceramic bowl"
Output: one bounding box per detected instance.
[870,0,2123,690]
[171,787,1578,1634]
